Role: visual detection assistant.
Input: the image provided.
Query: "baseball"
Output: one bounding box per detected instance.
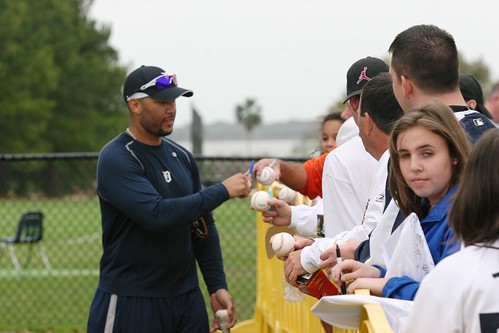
[257,167,276,186]
[278,185,297,204]
[216,309,229,322]
[250,190,271,211]
[271,232,295,257]
[215,309,230,333]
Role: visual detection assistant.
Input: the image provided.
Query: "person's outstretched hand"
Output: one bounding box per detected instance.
[222,172,252,199]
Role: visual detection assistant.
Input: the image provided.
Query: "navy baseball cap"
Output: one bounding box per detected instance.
[123,65,193,102]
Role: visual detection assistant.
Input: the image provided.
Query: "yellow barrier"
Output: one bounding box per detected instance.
[359,303,393,333]
[233,184,357,333]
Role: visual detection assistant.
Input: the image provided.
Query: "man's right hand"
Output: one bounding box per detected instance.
[222,173,252,199]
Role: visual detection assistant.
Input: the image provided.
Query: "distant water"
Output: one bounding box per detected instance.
[175,138,319,158]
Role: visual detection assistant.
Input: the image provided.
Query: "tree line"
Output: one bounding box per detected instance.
[0,0,493,197]
[0,0,127,196]
[0,0,128,155]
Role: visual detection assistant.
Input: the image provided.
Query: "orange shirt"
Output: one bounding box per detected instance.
[298,146,336,199]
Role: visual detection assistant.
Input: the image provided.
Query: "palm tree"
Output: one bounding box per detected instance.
[235,98,262,155]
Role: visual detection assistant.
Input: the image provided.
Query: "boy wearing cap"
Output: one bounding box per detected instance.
[260,57,389,241]
[262,57,389,277]
[254,56,387,199]
[284,71,403,285]
[87,65,251,333]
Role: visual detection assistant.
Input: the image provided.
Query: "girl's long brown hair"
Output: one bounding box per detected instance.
[449,129,499,246]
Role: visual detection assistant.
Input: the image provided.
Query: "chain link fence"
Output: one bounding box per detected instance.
[0,153,304,332]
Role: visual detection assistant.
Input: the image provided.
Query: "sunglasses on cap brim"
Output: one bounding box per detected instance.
[140,74,178,91]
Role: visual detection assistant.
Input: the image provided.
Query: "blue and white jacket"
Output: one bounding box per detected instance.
[377,187,460,300]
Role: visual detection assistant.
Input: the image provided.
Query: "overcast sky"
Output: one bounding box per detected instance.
[88,0,499,127]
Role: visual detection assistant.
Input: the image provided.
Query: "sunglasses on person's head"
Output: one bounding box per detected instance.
[140,74,178,91]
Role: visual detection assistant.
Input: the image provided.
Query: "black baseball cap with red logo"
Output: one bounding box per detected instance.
[343,57,389,103]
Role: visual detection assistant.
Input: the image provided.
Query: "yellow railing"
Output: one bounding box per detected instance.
[359,303,393,333]
[232,183,357,333]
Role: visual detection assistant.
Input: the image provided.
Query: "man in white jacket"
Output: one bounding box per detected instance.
[283,73,404,284]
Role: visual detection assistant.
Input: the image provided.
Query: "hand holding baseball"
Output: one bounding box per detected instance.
[215,309,230,333]
[209,289,236,333]
[261,198,292,226]
[253,159,280,182]
[257,166,276,186]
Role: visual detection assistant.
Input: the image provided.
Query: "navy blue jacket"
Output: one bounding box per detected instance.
[96,133,229,297]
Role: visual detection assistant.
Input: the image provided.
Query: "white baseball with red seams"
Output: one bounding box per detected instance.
[271,232,295,257]
[257,167,276,186]
[250,190,271,211]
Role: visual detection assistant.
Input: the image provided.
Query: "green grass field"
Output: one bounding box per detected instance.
[0,197,256,332]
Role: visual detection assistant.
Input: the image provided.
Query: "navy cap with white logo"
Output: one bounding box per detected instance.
[123,65,193,102]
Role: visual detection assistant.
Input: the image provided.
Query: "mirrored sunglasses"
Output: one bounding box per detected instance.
[140,74,178,91]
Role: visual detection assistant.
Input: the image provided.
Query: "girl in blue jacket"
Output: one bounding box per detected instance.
[331,101,472,300]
